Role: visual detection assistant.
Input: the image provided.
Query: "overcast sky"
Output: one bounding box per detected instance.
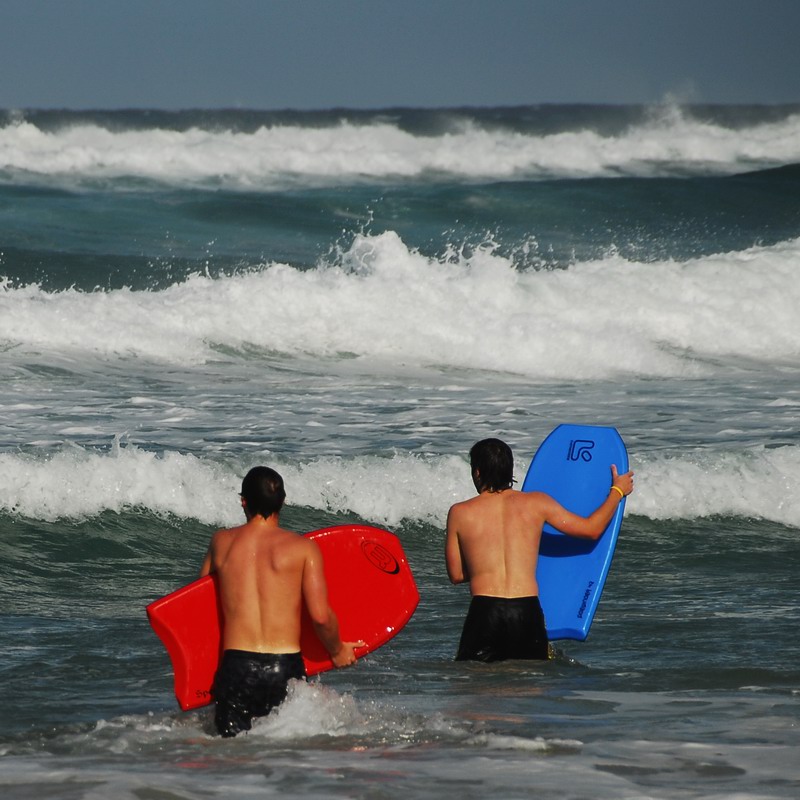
[2,0,798,110]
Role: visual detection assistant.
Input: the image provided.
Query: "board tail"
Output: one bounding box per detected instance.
[146,574,223,710]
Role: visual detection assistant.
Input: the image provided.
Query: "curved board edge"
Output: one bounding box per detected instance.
[146,574,223,710]
[299,524,420,676]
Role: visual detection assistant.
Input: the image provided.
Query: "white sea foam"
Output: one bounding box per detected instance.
[90,682,463,747]
[1,108,799,189]
[0,444,468,526]
[471,732,582,753]
[0,441,237,524]
[247,680,364,740]
[634,445,800,526]
[2,234,799,380]
[2,441,800,527]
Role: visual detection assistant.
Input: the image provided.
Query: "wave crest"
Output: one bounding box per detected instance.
[3,442,800,528]
[2,233,799,380]
[3,106,800,189]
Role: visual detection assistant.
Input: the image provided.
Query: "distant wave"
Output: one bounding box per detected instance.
[2,105,800,189]
[3,441,800,528]
[2,233,799,380]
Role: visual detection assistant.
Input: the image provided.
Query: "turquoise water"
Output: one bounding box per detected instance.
[2,104,800,799]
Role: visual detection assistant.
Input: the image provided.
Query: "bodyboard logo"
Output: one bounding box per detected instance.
[577,580,595,618]
[361,541,400,574]
[568,439,595,462]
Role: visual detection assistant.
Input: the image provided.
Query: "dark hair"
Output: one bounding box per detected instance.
[469,438,514,492]
[241,466,286,518]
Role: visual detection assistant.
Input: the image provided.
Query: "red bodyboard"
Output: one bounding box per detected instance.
[146,524,419,710]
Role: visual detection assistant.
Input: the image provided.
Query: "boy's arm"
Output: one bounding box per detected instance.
[302,540,364,666]
[445,504,469,585]
[539,465,633,540]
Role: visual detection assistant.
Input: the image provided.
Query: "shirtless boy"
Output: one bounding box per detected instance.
[445,438,634,662]
[200,466,364,736]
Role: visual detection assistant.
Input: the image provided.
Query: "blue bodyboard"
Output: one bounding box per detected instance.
[521,424,628,641]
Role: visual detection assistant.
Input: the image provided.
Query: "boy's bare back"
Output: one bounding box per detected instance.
[445,466,634,598]
[446,489,547,597]
[202,516,325,653]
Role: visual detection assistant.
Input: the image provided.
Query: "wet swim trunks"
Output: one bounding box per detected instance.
[213,649,306,737]
[455,595,549,662]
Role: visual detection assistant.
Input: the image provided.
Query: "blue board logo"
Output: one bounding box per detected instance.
[567,439,595,462]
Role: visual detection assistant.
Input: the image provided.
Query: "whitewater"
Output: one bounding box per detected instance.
[3,104,800,187]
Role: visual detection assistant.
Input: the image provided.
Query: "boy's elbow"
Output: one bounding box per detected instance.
[587,524,607,541]
[446,565,467,585]
[309,607,334,629]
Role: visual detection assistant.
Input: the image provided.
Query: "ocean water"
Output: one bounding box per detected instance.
[2,103,800,799]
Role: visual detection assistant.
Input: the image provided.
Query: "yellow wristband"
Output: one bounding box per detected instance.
[610,485,624,499]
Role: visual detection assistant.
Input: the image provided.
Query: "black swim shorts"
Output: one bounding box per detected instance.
[213,649,306,737]
[455,595,549,662]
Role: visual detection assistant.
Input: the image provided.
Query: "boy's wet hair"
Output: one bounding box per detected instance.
[470,438,514,492]
[241,466,286,518]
